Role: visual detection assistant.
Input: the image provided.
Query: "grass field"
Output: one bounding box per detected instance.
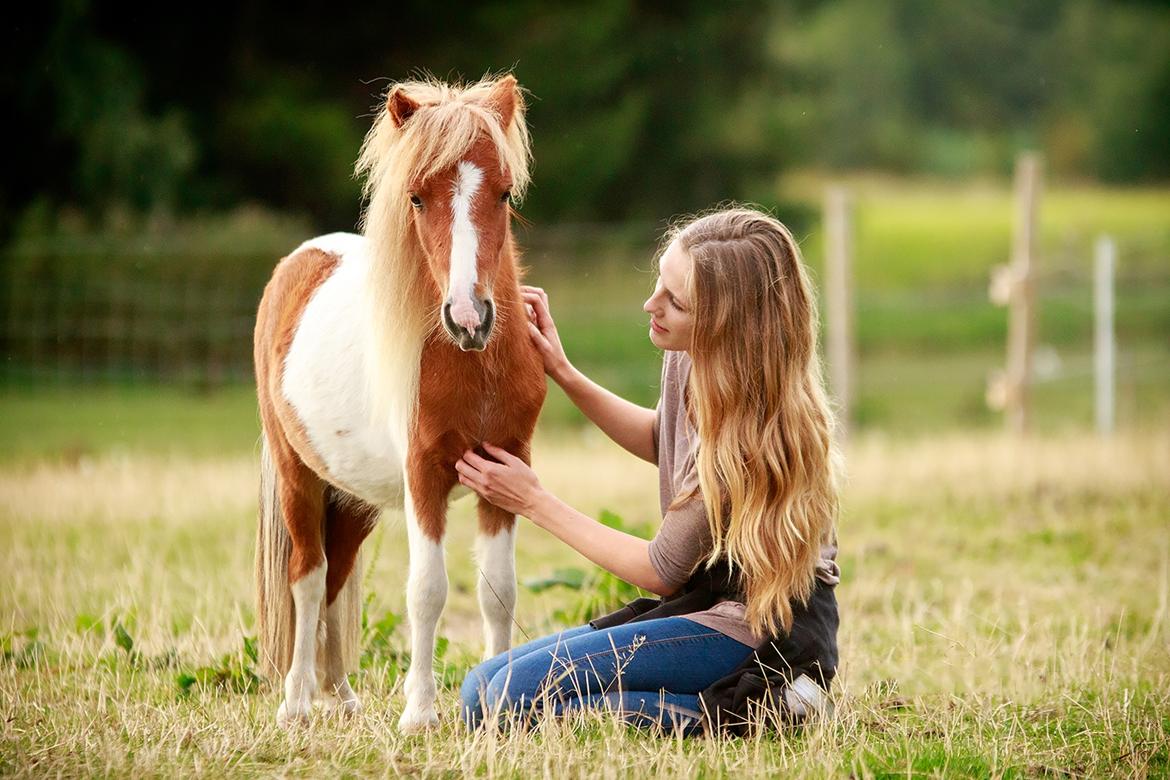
[2,425,1168,777]
[2,177,1168,776]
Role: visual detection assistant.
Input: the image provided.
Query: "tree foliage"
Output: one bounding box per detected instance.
[5,0,1168,233]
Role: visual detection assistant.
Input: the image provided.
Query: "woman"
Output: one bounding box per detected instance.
[455,207,841,734]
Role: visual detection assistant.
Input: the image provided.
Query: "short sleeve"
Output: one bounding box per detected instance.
[647,494,712,590]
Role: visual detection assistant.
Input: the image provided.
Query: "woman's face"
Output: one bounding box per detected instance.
[643,240,694,351]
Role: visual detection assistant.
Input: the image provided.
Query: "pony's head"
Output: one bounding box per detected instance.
[357,75,532,352]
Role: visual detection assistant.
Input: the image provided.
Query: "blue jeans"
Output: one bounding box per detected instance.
[459,617,754,733]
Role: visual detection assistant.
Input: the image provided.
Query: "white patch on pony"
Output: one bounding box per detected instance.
[446,161,484,333]
[278,563,326,727]
[297,231,366,258]
[398,491,448,733]
[283,234,406,508]
[475,526,516,658]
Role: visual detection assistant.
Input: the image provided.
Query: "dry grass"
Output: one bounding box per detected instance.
[2,429,1168,777]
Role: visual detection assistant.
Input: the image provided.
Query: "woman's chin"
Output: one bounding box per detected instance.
[649,328,675,350]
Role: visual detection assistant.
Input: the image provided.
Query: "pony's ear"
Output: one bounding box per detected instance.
[387,86,420,129]
[483,75,519,129]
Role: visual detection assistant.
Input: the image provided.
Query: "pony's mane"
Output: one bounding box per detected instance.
[354,76,532,444]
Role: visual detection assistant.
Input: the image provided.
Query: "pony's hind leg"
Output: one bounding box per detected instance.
[397,463,454,733]
[321,492,378,716]
[276,466,328,727]
[475,500,517,659]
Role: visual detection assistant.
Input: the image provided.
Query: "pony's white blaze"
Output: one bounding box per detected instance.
[447,161,484,333]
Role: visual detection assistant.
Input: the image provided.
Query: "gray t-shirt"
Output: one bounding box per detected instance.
[646,350,841,647]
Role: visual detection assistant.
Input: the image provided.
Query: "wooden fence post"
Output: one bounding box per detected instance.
[824,186,854,441]
[989,153,1041,434]
[1094,235,1116,435]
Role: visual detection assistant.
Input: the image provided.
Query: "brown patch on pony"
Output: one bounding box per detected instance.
[406,239,546,542]
[477,498,517,537]
[324,492,378,604]
[254,247,342,582]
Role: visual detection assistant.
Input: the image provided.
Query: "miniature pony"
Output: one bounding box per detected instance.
[253,75,544,731]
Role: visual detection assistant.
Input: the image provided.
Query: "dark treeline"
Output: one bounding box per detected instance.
[6,0,1169,234]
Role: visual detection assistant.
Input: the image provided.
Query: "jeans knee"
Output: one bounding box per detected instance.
[459,667,492,729]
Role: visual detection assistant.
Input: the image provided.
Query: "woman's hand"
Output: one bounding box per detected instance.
[520,285,572,384]
[455,442,545,517]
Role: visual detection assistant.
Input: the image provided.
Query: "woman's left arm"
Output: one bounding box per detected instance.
[456,443,673,596]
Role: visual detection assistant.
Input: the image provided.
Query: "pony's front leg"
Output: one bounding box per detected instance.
[398,471,451,733]
[475,500,517,659]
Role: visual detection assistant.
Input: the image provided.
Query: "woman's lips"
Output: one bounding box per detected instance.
[650,318,668,334]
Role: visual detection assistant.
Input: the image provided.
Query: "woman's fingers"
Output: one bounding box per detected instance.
[528,321,550,351]
[482,442,521,465]
[522,292,555,331]
[460,450,496,473]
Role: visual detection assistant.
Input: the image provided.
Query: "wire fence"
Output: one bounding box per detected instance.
[1,232,1167,407]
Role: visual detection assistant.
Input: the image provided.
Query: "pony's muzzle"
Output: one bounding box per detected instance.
[442,297,495,351]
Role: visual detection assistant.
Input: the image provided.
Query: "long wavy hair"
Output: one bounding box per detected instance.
[669,207,840,637]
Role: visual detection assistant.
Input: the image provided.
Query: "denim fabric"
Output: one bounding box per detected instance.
[459,617,754,733]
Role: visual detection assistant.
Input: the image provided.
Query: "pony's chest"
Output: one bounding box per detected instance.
[413,341,545,458]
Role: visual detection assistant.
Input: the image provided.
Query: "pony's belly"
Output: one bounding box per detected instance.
[282,234,406,508]
[319,430,405,508]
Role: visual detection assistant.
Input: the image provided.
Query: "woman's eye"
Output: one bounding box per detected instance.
[409,194,423,208]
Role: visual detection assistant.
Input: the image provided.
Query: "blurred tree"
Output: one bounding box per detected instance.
[3,0,1168,236]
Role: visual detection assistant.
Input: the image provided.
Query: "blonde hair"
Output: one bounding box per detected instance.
[669,207,840,637]
[353,75,532,441]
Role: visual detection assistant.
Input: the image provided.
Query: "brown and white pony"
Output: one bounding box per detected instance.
[253,75,545,731]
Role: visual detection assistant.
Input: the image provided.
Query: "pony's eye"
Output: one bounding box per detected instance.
[500,190,512,204]
[409,194,423,209]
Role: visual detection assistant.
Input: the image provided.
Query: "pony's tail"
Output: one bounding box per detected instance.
[256,434,294,681]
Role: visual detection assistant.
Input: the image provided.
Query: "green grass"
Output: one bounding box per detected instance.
[0,385,261,462]
[3,336,1168,462]
[782,177,1170,289]
[2,431,1167,777]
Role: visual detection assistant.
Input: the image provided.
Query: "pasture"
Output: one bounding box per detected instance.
[1,404,1168,776]
[2,178,1168,776]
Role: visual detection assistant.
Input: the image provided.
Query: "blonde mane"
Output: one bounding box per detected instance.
[354,76,532,443]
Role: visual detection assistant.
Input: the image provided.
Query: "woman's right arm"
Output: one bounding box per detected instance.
[522,285,658,464]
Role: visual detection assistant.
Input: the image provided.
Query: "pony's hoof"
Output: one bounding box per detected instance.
[397,704,439,733]
[276,699,312,729]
